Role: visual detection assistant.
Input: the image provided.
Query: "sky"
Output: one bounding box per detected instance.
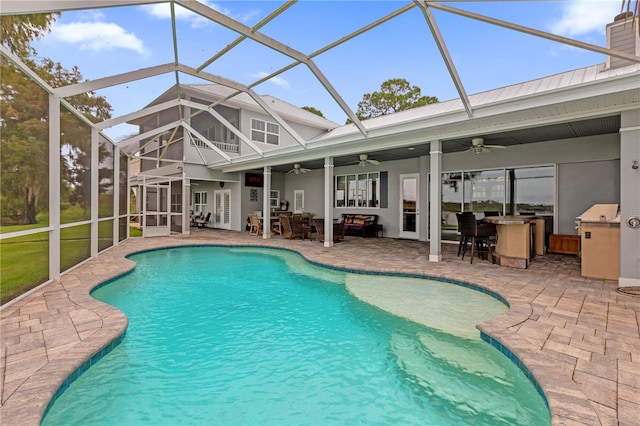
[29,0,629,141]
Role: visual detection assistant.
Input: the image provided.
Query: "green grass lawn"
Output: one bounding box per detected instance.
[60,224,91,272]
[129,226,142,237]
[1,222,143,304]
[1,225,92,304]
[0,232,50,304]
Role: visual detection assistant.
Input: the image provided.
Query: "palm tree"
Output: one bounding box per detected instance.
[622,0,638,14]
[621,0,639,21]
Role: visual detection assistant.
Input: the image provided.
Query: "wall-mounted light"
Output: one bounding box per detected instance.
[632,160,639,170]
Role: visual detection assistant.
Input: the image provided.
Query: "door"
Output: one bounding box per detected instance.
[214,189,231,229]
[399,174,419,239]
[143,183,170,237]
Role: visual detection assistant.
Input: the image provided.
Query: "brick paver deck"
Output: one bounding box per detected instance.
[1,229,639,425]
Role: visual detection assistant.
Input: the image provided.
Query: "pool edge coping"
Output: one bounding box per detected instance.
[2,239,599,426]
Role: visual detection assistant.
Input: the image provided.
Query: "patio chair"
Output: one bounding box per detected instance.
[271,215,282,235]
[456,212,474,256]
[249,213,263,236]
[313,218,344,243]
[194,212,211,228]
[301,212,312,226]
[280,214,307,239]
[459,213,496,264]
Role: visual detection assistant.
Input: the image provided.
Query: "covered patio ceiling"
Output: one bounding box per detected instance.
[1,1,637,174]
[265,114,622,173]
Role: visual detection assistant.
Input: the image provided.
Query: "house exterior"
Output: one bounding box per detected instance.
[127,13,640,288]
[128,84,340,235]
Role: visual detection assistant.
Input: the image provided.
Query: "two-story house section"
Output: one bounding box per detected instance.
[128,83,339,237]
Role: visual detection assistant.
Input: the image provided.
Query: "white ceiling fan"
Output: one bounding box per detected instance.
[355,153,380,167]
[465,137,506,155]
[288,163,312,174]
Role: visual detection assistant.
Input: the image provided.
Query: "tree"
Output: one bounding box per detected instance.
[301,106,324,118]
[0,14,113,225]
[0,13,59,60]
[355,78,438,121]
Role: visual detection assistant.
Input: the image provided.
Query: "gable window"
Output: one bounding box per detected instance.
[335,172,380,208]
[251,118,280,145]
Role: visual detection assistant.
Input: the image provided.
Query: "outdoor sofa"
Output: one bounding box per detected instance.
[338,214,379,237]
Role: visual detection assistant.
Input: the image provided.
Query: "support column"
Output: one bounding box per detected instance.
[49,96,61,280]
[324,157,334,247]
[419,155,429,241]
[126,156,131,239]
[113,145,120,245]
[619,109,640,287]
[263,166,272,239]
[90,129,99,257]
[183,177,191,234]
[429,140,442,262]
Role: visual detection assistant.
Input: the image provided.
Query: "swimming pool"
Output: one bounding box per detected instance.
[42,246,550,425]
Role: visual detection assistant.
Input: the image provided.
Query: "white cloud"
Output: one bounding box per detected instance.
[548,0,622,37]
[251,72,291,90]
[50,21,147,55]
[237,9,262,24]
[143,0,231,28]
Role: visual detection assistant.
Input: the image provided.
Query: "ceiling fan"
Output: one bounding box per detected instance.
[355,153,380,167]
[288,163,312,174]
[465,137,506,155]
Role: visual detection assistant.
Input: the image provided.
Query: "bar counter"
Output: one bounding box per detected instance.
[483,215,544,269]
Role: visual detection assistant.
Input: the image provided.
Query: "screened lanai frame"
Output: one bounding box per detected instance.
[1,1,639,303]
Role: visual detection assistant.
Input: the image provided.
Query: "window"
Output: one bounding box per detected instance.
[438,166,554,241]
[270,190,280,208]
[193,191,207,214]
[335,172,380,208]
[335,176,346,207]
[251,118,280,145]
[293,190,304,213]
[464,170,504,213]
[507,166,554,215]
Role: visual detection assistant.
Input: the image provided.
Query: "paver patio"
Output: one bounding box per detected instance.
[1,229,639,425]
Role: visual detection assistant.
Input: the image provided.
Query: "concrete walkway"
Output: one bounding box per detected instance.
[1,229,639,425]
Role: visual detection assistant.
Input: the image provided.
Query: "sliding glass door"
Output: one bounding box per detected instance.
[438,166,554,241]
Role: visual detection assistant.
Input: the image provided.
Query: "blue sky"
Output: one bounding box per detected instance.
[32,0,627,140]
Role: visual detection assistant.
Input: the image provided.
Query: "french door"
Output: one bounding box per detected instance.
[214,189,231,229]
[399,174,419,239]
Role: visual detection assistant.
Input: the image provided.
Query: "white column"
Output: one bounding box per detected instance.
[429,140,442,262]
[113,145,120,245]
[90,129,99,257]
[183,177,191,234]
[324,156,334,247]
[181,120,189,235]
[263,166,272,239]
[49,96,61,280]
[126,156,131,239]
[419,155,429,241]
[619,109,640,287]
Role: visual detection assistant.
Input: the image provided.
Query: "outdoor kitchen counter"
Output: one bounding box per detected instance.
[484,215,543,269]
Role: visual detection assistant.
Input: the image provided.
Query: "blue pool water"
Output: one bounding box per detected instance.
[42,246,549,425]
